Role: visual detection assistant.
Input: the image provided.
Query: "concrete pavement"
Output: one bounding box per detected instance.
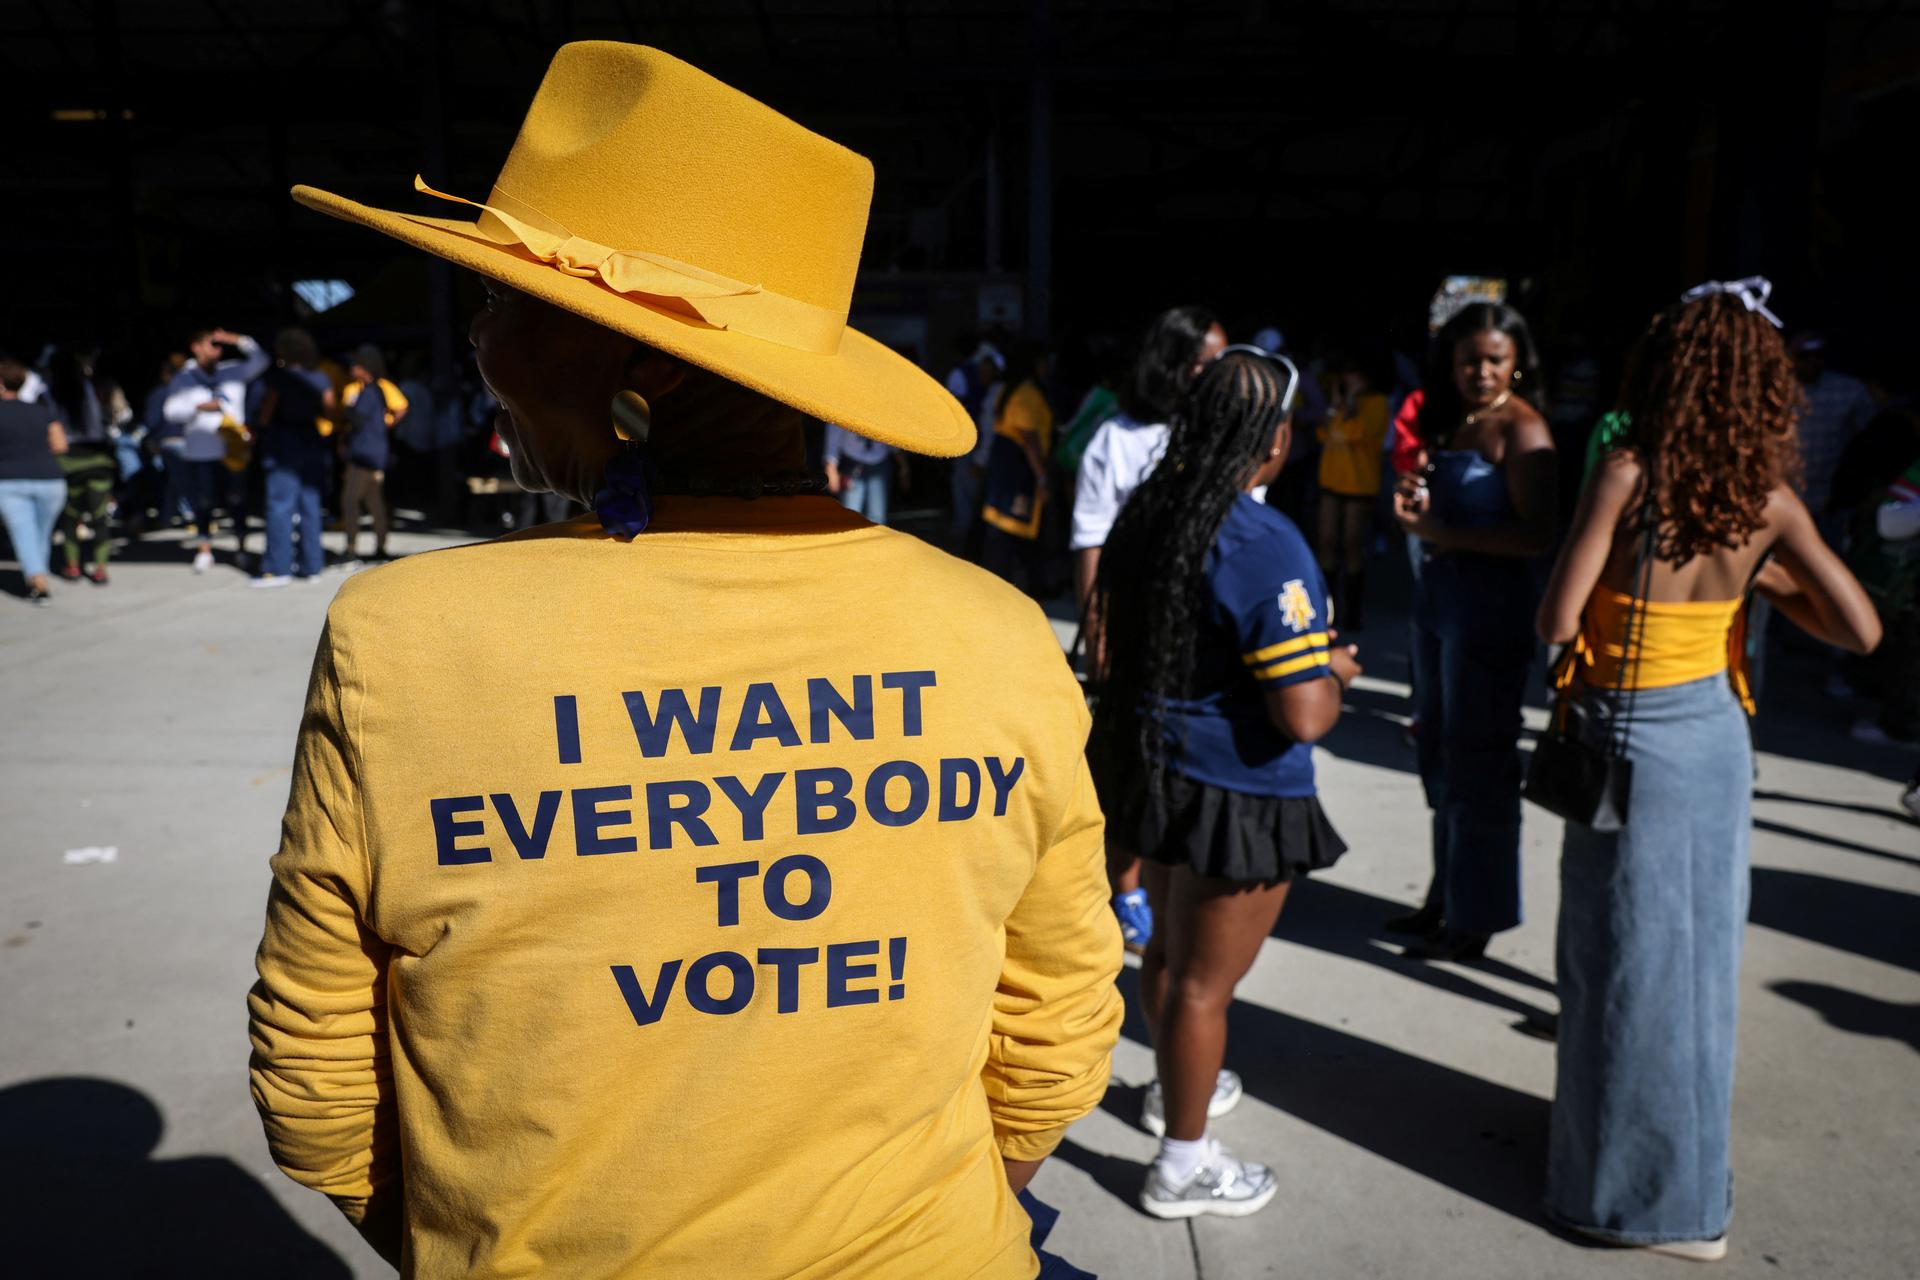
[2,526,1915,1278]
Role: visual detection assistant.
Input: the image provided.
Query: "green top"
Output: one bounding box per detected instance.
[1582,410,1632,484]
[1054,384,1119,472]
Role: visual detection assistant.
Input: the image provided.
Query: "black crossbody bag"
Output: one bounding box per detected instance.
[1523,514,1658,833]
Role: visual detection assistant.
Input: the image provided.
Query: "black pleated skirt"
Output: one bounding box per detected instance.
[1116,769,1348,885]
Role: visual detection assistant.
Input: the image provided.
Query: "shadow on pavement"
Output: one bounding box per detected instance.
[1273,878,1558,1024]
[1753,788,1914,823]
[1318,687,1421,778]
[0,1077,350,1280]
[1769,981,1920,1054]
[1753,648,1915,783]
[1749,867,1920,972]
[1752,816,1920,870]
[1102,967,1551,1227]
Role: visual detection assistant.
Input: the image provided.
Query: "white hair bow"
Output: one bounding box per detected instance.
[1678,276,1782,328]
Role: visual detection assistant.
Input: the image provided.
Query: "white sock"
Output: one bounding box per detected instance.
[1154,1134,1212,1185]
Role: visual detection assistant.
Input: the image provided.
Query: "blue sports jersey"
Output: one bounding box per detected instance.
[1156,495,1333,797]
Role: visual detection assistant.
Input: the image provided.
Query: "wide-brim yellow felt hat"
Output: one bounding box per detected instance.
[291,41,973,457]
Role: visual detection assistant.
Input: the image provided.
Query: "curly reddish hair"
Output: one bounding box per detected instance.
[1619,293,1802,564]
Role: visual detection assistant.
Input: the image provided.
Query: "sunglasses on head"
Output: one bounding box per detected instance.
[1211,343,1301,415]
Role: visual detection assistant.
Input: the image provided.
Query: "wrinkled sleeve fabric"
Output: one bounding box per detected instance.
[984,693,1124,1162]
[248,618,397,1233]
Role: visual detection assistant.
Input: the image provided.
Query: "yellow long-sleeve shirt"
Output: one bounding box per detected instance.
[248,496,1123,1279]
[1317,391,1391,497]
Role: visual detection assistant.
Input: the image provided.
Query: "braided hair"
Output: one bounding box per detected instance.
[1091,351,1294,804]
[1618,293,1800,564]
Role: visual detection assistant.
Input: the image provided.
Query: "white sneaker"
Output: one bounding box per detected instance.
[248,574,293,589]
[1572,1226,1728,1263]
[1141,1070,1243,1137]
[191,548,214,573]
[1140,1139,1277,1220]
[1645,1236,1729,1263]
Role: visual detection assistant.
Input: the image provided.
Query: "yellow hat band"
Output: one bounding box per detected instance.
[401,175,847,355]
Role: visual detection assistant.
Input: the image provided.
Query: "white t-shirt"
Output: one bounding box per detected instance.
[1070,412,1168,550]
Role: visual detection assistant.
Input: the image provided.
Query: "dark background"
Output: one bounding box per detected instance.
[4,0,1917,399]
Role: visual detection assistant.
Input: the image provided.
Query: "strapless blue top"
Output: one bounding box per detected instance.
[1426,448,1513,530]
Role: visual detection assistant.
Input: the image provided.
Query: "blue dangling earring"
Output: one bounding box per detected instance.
[595,390,655,539]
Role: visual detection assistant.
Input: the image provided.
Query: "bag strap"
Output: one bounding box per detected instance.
[1607,506,1659,759]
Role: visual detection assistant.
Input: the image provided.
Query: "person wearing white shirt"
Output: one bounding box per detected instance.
[1072,307,1224,607]
[161,327,268,571]
[1072,304,1225,956]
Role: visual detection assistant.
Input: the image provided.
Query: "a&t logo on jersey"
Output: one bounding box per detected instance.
[1278,580,1317,633]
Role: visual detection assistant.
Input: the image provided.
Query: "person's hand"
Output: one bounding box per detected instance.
[1328,637,1362,690]
[198,399,223,413]
[1330,646,1362,692]
[824,461,845,494]
[1393,474,1448,542]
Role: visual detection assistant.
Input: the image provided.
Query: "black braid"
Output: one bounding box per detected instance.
[1091,351,1292,808]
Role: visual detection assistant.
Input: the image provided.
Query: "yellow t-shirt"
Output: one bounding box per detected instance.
[1316,392,1390,497]
[993,380,1055,456]
[248,497,1121,1280]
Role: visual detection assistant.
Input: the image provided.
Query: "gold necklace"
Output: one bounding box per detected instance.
[1461,388,1512,429]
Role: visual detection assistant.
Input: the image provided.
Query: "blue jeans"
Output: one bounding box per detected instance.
[175,458,225,538]
[263,454,328,578]
[1409,550,1535,934]
[838,466,889,524]
[0,478,69,582]
[1547,674,1750,1243]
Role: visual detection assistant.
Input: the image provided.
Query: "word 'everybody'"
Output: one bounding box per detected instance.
[430,671,1029,864]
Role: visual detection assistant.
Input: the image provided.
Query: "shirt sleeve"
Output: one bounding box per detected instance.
[1218,532,1334,687]
[1068,421,1120,551]
[822,424,849,467]
[161,374,207,427]
[248,618,398,1236]
[998,384,1042,446]
[228,335,272,384]
[1388,389,1425,475]
[982,703,1124,1162]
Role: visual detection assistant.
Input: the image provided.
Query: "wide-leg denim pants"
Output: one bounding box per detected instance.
[1409,550,1535,935]
[1547,673,1751,1243]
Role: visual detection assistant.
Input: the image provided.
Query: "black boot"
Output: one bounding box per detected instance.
[1401,928,1491,962]
[1382,896,1442,936]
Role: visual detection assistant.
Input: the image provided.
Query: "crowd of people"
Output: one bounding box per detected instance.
[0,329,524,603]
[1064,285,1900,1249]
[8,289,1917,1253]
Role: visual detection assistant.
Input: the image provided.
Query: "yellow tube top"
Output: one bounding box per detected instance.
[1566,589,1755,712]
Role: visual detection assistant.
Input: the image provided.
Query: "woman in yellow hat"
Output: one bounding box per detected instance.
[248,43,1121,1280]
